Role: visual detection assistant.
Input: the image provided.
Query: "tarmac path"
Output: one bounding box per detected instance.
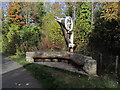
[2,55,42,88]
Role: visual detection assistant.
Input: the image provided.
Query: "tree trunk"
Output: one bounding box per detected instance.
[57,21,69,49]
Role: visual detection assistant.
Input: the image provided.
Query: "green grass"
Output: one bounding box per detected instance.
[8,54,118,88]
[8,54,28,65]
[0,32,2,53]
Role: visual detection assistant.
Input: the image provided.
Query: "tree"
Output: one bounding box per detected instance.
[6,2,25,27]
[90,2,120,52]
[74,2,92,53]
[33,2,46,25]
[41,2,66,51]
[2,2,25,54]
[65,2,74,17]
[101,2,119,22]
[3,2,44,54]
[88,2,120,74]
[20,2,45,25]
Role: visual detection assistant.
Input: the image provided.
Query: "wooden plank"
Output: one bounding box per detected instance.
[32,56,84,65]
[33,56,70,59]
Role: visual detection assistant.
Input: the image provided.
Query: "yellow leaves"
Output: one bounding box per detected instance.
[7,30,14,43]
[102,2,119,22]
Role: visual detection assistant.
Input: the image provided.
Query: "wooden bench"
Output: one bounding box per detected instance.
[26,51,97,75]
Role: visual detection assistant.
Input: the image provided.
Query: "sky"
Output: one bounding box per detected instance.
[0,0,119,2]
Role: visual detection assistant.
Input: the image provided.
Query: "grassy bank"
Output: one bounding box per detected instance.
[8,55,118,88]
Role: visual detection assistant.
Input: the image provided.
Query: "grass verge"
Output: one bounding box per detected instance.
[8,54,118,88]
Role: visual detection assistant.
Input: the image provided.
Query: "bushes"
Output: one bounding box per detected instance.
[2,24,17,54]
[2,20,66,55]
[2,24,42,55]
[18,25,42,53]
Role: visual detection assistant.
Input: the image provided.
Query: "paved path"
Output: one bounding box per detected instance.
[2,55,42,88]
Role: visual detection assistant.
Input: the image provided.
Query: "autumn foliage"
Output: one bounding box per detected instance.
[102,2,119,22]
[6,2,24,26]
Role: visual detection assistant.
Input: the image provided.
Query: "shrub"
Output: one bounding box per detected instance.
[2,24,42,55]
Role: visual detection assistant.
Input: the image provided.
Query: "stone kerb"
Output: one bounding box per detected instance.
[26,51,97,75]
[83,56,97,75]
[70,53,85,64]
[26,52,35,62]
